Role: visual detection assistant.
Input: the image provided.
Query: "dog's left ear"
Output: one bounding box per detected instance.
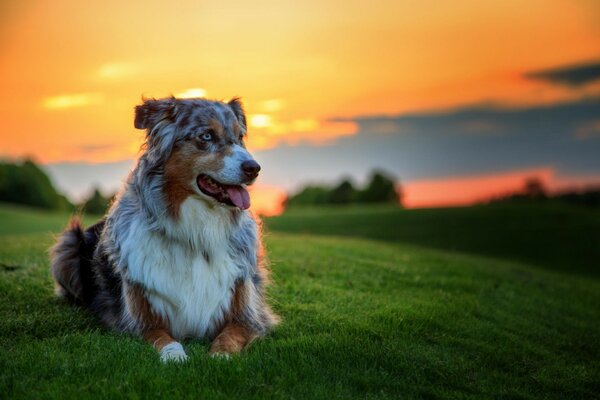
[134,98,177,130]
[228,97,247,129]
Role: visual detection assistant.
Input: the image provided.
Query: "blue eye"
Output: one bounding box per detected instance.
[201,131,214,141]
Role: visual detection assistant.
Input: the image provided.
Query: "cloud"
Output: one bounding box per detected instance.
[524,60,600,87]
[254,96,600,191]
[575,120,600,140]
[249,114,272,128]
[246,117,358,150]
[259,99,284,113]
[97,62,139,79]
[43,93,104,109]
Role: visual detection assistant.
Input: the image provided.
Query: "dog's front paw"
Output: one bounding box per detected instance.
[160,342,188,363]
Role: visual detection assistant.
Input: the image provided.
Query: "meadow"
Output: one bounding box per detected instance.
[1,202,599,399]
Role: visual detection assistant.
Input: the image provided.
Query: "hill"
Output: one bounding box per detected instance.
[0,204,598,399]
[265,203,600,276]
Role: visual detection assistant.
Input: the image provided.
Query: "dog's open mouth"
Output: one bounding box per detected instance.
[196,175,250,210]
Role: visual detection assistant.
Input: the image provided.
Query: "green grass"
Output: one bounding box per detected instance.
[1,203,599,399]
[0,203,99,236]
[265,203,600,276]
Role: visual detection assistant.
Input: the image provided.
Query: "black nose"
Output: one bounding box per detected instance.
[241,160,261,179]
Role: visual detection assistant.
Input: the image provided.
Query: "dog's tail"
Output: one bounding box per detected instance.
[50,217,102,306]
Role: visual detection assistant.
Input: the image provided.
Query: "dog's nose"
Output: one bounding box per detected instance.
[241,160,261,179]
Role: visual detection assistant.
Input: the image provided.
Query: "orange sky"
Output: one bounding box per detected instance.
[1,0,599,214]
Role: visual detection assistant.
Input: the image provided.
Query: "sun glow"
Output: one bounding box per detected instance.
[248,184,287,216]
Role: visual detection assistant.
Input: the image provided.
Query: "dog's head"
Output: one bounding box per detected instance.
[134,96,259,215]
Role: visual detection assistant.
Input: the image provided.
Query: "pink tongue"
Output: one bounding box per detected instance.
[226,186,251,210]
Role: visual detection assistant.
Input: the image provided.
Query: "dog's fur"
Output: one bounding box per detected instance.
[50,97,279,362]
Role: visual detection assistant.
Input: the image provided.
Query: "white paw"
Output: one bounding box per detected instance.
[210,352,232,360]
[160,342,188,363]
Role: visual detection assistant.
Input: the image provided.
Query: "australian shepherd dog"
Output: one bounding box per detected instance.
[50,97,279,362]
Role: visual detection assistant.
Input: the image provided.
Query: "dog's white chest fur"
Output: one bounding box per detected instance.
[121,198,242,339]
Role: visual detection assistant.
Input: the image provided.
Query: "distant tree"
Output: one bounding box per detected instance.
[328,179,356,204]
[523,177,547,200]
[357,171,401,205]
[284,185,330,207]
[484,177,600,207]
[0,159,73,210]
[284,169,403,209]
[81,187,113,215]
[556,187,600,207]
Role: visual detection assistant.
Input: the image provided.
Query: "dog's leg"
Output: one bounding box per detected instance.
[144,329,188,363]
[209,278,279,358]
[209,322,257,357]
[125,283,187,362]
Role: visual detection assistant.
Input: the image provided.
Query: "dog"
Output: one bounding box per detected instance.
[50,96,279,362]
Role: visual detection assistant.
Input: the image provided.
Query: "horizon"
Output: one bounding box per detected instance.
[1,1,600,214]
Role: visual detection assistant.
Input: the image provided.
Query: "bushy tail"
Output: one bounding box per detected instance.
[50,217,97,305]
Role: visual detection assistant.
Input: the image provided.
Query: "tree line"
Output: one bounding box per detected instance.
[3,160,597,215]
[486,177,600,207]
[284,170,402,208]
[0,160,113,214]
[0,160,73,211]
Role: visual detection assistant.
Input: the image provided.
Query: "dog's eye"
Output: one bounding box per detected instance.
[201,130,214,141]
[238,134,244,142]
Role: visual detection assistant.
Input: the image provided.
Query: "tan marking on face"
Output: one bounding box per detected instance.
[163,145,197,218]
[209,118,224,137]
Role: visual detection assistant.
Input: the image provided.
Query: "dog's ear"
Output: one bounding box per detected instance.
[134,98,176,130]
[228,97,247,129]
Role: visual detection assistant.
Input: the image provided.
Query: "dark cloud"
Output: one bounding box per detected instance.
[255,96,600,188]
[524,60,600,87]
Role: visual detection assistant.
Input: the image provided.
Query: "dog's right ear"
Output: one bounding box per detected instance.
[134,98,176,130]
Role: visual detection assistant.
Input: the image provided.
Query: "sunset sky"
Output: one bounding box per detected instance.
[1,0,599,214]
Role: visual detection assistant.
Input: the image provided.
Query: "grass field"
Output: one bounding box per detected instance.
[1,202,599,399]
[266,203,600,276]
